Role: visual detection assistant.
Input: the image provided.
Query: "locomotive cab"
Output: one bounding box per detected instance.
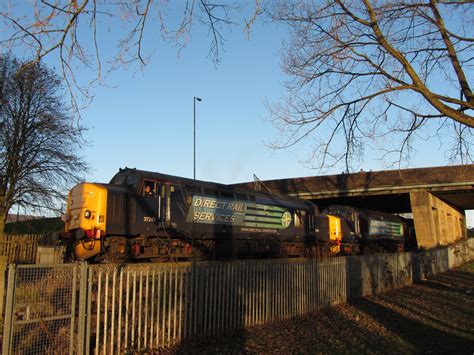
[62,178,173,261]
[63,183,108,259]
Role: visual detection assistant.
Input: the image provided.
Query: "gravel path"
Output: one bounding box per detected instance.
[174,264,474,354]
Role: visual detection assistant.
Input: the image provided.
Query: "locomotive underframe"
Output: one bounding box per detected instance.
[93,230,327,262]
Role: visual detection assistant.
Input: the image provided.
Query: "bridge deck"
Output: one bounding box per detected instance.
[233,164,474,211]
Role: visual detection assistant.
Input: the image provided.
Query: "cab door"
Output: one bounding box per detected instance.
[137,180,161,234]
[161,182,175,224]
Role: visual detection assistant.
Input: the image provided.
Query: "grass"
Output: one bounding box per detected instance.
[460,262,474,271]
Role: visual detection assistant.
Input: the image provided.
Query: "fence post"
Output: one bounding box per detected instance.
[77,262,89,355]
[0,255,7,329]
[2,264,16,355]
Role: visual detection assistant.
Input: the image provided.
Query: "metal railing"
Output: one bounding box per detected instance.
[88,259,346,353]
[2,263,79,354]
[2,239,473,354]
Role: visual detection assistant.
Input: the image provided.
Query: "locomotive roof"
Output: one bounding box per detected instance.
[109,167,314,208]
[324,205,404,221]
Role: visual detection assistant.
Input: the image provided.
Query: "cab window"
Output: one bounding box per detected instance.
[142,180,158,196]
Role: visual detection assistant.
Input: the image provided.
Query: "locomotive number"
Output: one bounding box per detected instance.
[143,216,156,222]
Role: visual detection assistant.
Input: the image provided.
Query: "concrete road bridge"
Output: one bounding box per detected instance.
[233,165,474,249]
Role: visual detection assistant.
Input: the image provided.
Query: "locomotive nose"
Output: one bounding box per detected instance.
[74,228,85,240]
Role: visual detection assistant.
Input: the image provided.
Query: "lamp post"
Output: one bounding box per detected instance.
[193,96,202,180]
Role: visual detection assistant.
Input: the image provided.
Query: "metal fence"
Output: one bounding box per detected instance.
[2,240,473,354]
[88,257,354,353]
[0,234,43,264]
[2,263,79,354]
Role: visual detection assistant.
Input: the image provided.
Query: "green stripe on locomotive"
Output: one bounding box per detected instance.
[368,219,404,237]
[186,195,292,229]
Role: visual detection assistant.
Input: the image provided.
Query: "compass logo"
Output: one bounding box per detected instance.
[281,211,292,228]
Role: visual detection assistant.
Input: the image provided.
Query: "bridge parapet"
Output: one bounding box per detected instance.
[236,165,474,200]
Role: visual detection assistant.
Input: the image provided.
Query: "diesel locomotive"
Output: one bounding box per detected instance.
[61,168,410,262]
[322,205,412,254]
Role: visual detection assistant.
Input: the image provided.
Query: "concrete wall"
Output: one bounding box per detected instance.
[36,246,65,264]
[448,237,474,268]
[410,189,466,248]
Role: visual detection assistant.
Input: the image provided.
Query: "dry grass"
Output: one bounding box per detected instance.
[174,263,474,354]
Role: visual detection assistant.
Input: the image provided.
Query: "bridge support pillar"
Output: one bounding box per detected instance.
[410,189,466,248]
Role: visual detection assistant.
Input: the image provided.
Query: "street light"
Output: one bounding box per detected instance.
[193,96,202,180]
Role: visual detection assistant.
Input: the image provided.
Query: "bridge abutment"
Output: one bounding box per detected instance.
[410,189,466,248]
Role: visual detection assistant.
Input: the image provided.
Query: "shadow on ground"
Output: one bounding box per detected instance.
[172,267,474,354]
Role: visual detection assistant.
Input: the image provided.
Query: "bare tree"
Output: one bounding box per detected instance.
[0,55,87,236]
[0,0,237,113]
[264,0,474,170]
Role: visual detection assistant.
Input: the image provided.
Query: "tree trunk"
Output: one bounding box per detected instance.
[0,191,5,240]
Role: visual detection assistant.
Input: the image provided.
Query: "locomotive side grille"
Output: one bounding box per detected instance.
[108,194,123,223]
[130,199,136,224]
[107,192,137,225]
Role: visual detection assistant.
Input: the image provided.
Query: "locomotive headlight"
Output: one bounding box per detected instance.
[84,210,92,219]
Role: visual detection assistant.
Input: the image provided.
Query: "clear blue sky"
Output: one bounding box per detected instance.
[80,14,297,185]
[74,7,448,185]
[7,2,473,225]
